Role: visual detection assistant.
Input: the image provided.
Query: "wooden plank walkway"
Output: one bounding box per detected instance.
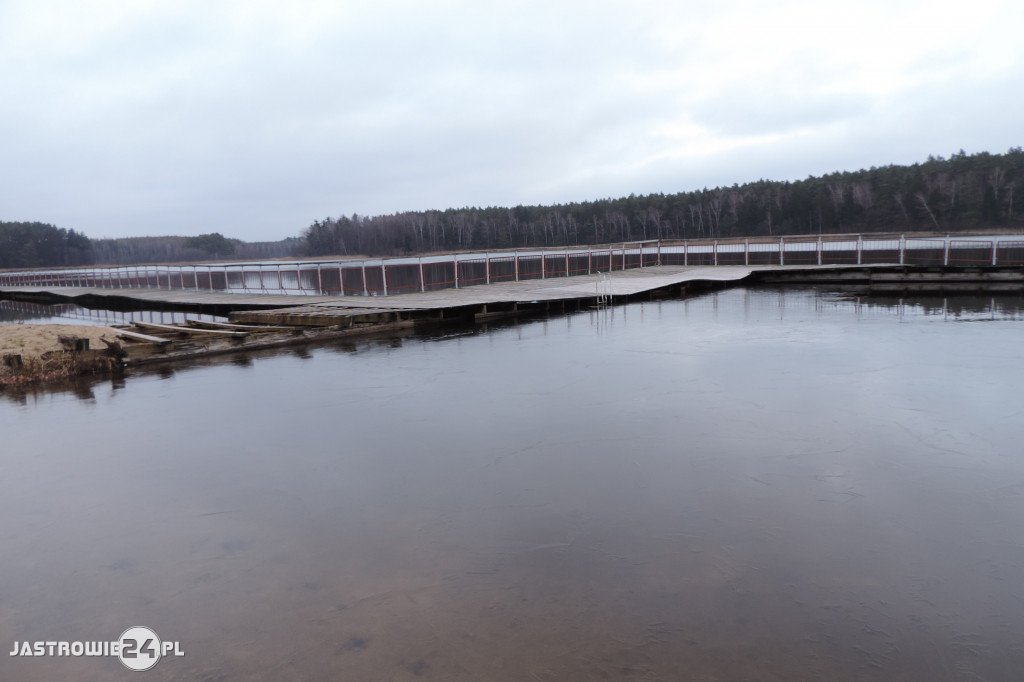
[0,265,755,311]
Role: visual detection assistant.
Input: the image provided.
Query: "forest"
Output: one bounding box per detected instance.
[89,234,301,265]
[0,224,300,269]
[302,148,1024,257]
[0,222,93,269]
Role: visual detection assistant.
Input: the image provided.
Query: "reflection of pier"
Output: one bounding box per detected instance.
[0,299,224,326]
[666,288,1024,322]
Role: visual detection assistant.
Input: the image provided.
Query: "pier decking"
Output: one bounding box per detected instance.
[1,265,758,324]
[4,262,1022,328]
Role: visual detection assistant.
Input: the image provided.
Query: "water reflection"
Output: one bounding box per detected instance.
[1,287,1023,681]
[0,298,227,326]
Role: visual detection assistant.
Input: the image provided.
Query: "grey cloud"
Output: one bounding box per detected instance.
[1,1,1022,241]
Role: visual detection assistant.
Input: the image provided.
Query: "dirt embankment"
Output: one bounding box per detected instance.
[0,324,123,386]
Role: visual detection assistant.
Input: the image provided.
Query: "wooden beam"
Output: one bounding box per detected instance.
[116,328,172,344]
[132,321,248,337]
[186,319,295,332]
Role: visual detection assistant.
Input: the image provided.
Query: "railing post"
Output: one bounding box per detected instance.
[419,258,425,292]
[454,255,460,288]
[541,251,546,279]
[317,264,323,294]
[362,263,368,296]
[657,240,662,266]
[713,240,718,266]
[817,237,822,265]
[857,235,863,265]
[745,239,749,266]
[588,250,592,274]
[992,241,998,266]
[564,252,569,276]
[486,257,491,285]
[944,236,950,266]
[780,237,785,266]
[194,266,199,290]
[899,234,905,265]
[515,253,520,282]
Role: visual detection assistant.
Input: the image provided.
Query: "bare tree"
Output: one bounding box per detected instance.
[915,192,941,230]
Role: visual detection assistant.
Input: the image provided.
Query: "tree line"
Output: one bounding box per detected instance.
[301,148,1024,257]
[0,222,93,269]
[89,234,300,265]
[0,223,301,269]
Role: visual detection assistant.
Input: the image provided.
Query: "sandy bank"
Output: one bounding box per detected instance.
[1,323,121,385]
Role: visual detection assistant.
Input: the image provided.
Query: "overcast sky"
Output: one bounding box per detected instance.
[2,1,1021,241]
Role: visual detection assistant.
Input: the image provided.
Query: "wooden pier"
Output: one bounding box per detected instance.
[1,265,758,326]
[4,263,1022,328]
[3,262,1022,379]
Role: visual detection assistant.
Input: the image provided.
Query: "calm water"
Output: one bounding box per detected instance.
[1,288,1023,681]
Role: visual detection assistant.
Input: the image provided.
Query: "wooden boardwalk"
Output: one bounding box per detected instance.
[1,265,755,310]
[19,261,1005,328]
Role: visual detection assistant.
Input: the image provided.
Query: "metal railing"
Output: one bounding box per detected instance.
[2,235,1022,297]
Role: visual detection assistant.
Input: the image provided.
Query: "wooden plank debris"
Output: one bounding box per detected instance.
[116,328,172,345]
[131,321,249,337]
[186,320,295,332]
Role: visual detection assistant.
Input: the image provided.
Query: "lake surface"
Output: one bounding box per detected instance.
[2,287,1023,681]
